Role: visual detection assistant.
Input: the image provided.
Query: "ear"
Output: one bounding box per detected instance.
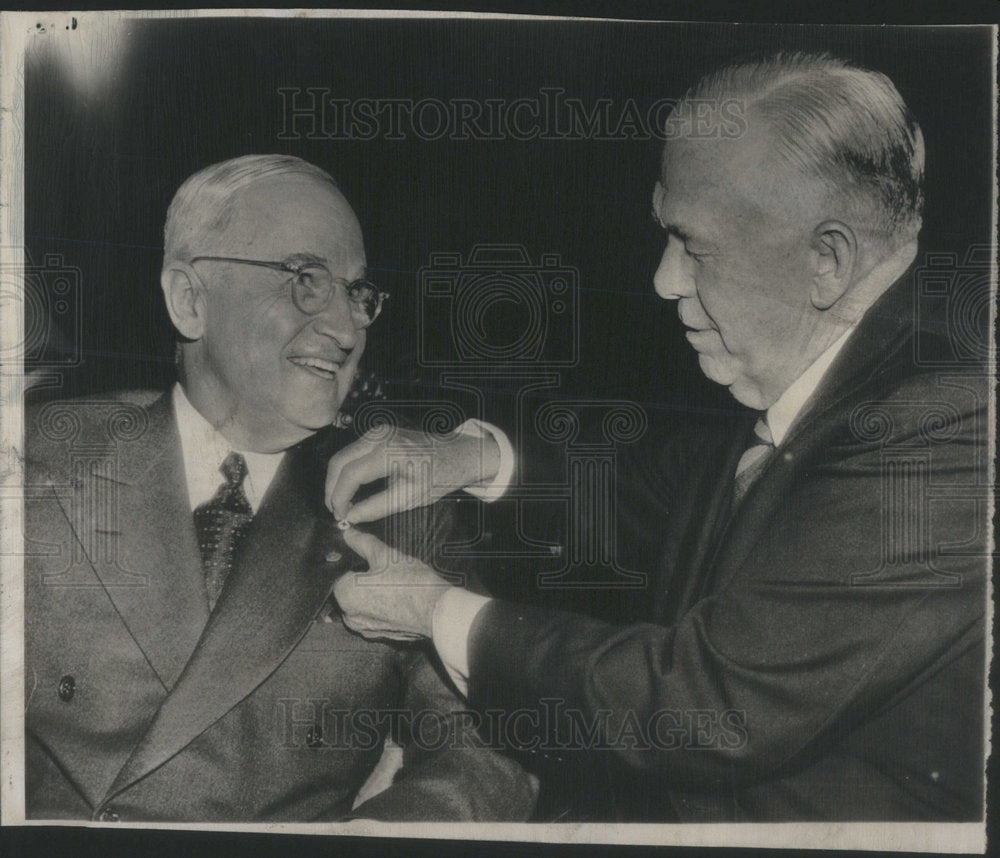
[652,180,666,217]
[809,220,857,310]
[160,263,206,341]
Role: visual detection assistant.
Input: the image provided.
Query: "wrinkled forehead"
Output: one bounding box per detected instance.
[654,137,744,230]
[660,127,770,192]
[208,174,365,268]
[657,127,822,228]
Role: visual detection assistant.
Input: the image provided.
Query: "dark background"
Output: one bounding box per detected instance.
[23,14,996,614]
[24,19,995,421]
[11,8,997,858]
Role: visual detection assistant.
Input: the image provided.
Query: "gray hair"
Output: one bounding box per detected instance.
[675,52,924,244]
[163,154,339,264]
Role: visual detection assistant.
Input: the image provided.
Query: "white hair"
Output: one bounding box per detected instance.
[674,52,925,244]
[163,154,339,264]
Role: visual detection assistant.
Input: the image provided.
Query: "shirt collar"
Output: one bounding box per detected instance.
[765,325,855,447]
[172,383,284,513]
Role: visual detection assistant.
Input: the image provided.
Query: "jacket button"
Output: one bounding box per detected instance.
[98,808,120,822]
[57,675,75,702]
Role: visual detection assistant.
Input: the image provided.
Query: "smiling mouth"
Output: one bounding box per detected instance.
[288,356,342,380]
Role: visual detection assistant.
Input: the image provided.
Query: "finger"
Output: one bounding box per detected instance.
[328,451,388,519]
[342,527,389,569]
[341,489,393,525]
[326,452,368,516]
[354,627,422,642]
[333,581,418,641]
[350,626,422,643]
[345,468,437,524]
[325,438,377,513]
[332,573,359,615]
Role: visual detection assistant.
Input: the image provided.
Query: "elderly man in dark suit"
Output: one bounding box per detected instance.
[328,54,988,821]
[24,154,536,822]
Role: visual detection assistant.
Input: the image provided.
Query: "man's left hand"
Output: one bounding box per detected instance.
[326,425,500,524]
[333,527,453,640]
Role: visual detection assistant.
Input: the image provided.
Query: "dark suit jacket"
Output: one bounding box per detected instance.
[468,263,988,821]
[25,391,535,822]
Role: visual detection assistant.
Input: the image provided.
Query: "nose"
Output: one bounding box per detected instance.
[653,236,695,300]
[311,289,359,351]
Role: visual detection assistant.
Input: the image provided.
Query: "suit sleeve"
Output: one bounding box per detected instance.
[466,384,987,791]
[350,650,538,821]
[349,498,538,820]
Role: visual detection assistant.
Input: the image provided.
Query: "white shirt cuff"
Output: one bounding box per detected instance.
[454,419,515,502]
[431,587,491,698]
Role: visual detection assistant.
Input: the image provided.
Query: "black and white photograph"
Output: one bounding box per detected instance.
[0,8,995,854]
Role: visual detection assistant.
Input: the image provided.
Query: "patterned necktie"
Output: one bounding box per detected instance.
[732,415,775,507]
[193,451,253,610]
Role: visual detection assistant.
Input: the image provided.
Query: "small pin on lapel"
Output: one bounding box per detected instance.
[325,550,342,563]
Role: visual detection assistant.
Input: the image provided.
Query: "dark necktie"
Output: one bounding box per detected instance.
[732,416,775,507]
[194,451,253,610]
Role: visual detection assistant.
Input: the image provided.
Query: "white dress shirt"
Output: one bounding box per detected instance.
[453,417,516,502]
[173,383,514,512]
[432,325,858,696]
[173,384,284,513]
[764,326,855,446]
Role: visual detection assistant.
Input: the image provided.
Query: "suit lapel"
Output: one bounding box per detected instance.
[647,412,752,623]
[76,393,209,691]
[104,434,352,801]
[667,421,752,616]
[710,270,914,592]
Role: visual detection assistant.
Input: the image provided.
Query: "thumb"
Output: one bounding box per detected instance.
[342,526,387,568]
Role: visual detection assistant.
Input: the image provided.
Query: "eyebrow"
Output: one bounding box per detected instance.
[650,193,691,242]
[284,252,328,266]
[667,224,694,243]
[650,211,694,244]
[284,252,369,281]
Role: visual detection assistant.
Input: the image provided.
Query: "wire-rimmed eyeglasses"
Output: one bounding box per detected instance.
[189,256,389,328]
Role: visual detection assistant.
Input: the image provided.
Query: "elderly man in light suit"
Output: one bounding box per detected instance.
[24,154,536,822]
[328,54,988,821]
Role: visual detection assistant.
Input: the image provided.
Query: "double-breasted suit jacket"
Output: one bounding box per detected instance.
[25,391,535,822]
